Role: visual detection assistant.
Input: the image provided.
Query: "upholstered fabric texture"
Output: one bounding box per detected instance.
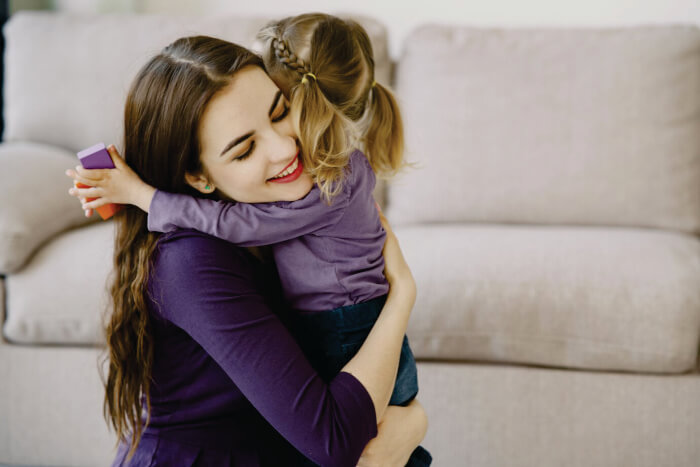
[3,12,391,154]
[400,224,700,373]
[0,142,98,274]
[416,362,700,467]
[388,25,700,233]
[3,221,114,344]
[2,350,700,467]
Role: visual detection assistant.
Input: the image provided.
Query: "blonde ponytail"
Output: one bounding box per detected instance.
[364,81,405,178]
[291,76,355,203]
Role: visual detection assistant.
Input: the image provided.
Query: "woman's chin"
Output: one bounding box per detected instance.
[279,173,314,201]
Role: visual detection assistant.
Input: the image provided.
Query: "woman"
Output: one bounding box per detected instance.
[67,36,427,466]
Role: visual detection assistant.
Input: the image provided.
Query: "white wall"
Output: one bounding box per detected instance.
[51,0,700,58]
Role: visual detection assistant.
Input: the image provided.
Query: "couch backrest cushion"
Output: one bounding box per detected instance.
[2,12,390,154]
[388,25,700,233]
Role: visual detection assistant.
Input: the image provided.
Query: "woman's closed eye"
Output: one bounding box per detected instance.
[233,100,288,162]
[272,101,289,123]
[234,141,255,161]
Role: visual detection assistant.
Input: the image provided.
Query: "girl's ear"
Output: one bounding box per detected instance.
[184,172,214,194]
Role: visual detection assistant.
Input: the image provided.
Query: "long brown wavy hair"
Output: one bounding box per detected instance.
[98,36,263,462]
[257,13,405,202]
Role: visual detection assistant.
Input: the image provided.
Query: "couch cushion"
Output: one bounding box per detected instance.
[398,224,700,373]
[388,25,700,234]
[0,141,98,274]
[3,11,390,154]
[3,221,114,345]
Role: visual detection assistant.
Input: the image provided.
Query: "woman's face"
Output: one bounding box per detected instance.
[188,66,313,203]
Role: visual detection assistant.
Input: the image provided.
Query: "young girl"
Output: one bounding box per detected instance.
[69,14,431,466]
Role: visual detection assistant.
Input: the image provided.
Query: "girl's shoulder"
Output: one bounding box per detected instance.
[347,148,376,186]
[349,148,369,165]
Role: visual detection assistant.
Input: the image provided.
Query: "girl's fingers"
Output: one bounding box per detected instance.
[107,144,126,168]
[83,197,110,210]
[74,165,110,180]
[66,170,101,187]
[84,208,94,218]
[68,186,102,198]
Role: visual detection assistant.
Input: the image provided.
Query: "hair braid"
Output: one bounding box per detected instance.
[272,37,310,75]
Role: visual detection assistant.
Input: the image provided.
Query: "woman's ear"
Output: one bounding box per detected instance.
[184,172,215,194]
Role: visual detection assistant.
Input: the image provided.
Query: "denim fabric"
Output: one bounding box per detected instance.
[290,294,432,466]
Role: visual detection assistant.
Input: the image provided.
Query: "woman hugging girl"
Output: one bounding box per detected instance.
[68,13,431,466]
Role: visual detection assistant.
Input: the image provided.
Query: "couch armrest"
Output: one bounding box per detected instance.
[0,141,98,274]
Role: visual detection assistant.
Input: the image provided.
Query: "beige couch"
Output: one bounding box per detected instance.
[1,11,699,467]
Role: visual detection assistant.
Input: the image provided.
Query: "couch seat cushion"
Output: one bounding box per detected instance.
[0,141,98,274]
[3,221,114,345]
[397,224,700,373]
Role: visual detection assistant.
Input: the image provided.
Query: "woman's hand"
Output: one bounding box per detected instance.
[65,144,156,216]
[378,207,416,306]
[357,399,428,467]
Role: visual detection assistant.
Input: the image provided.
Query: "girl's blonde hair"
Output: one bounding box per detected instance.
[257,13,404,202]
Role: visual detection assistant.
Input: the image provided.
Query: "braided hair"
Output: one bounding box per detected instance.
[271,37,311,75]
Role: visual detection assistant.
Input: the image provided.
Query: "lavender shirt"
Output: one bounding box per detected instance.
[113,229,378,466]
[148,149,389,312]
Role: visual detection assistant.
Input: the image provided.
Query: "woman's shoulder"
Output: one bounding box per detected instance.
[151,228,257,278]
[156,228,249,254]
[146,229,268,321]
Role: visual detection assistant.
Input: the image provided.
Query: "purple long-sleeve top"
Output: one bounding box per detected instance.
[124,228,378,466]
[147,149,389,312]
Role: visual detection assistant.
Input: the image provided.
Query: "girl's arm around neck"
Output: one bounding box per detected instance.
[147,187,347,246]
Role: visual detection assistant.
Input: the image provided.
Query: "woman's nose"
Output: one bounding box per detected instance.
[266,123,298,164]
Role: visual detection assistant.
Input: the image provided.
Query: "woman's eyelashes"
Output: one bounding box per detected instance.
[272,102,290,123]
[233,101,289,162]
[234,141,255,161]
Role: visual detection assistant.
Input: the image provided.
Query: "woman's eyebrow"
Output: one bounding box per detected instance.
[220,131,254,157]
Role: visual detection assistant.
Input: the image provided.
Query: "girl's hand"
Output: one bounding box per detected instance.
[357,399,428,467]
[65,145,156,215]
[379,208,416,305]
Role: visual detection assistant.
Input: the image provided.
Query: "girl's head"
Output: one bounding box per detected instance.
[104,35,312,461]
[257,13,405,201]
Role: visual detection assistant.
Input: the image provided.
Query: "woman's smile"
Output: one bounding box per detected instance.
[268,151,304,183]
[197,66,314,203]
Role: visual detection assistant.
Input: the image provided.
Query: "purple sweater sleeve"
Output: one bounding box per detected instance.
[148,230,377,466]
[147,185,348,247]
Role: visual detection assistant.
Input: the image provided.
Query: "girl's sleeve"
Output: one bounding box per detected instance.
[149,230,377,467]
[147,186,348,247]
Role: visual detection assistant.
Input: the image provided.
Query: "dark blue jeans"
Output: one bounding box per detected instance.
[289,294,432,466]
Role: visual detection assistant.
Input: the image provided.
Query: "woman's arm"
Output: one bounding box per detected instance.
[340,210,416,422]
[150,227,414,467]
[358,399,429,467]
